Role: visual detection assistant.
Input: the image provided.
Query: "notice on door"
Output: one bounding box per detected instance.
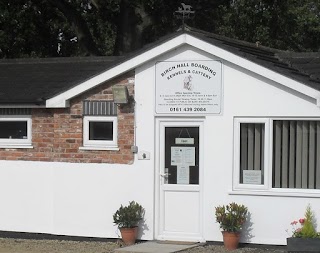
[155,60,222,114]
[177,165,189,184]
[171,147,195,166]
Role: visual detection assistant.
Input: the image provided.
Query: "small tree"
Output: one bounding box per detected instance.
[299,205,318,238]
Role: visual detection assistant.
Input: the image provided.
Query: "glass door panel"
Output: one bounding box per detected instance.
[164,127,199,185]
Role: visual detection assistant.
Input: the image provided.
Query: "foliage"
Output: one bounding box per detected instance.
[215,202,248,232]
[290,205,320,238]
[113,201,144,228]
[1,0,320,58]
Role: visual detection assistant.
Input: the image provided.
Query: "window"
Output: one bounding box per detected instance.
[82,116,118,150]
[273,120,320,189]
[240,123,265,185]
[0,116,32,148]
[234,118,269,190]
[234,118,320,193]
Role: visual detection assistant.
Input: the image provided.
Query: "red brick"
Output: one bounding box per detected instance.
[0,74,134,164]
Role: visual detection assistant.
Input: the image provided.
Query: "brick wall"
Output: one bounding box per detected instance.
[0,73,135,164]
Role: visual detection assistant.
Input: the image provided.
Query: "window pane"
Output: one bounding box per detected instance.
[0,121,27,139]
[165,127,199,185]
[240,123,264,185]
[89,121,113,141]
[272,120,320,189]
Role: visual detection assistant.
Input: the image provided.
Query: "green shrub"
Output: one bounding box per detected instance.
[113,201,144,228]
[215,202,248,232]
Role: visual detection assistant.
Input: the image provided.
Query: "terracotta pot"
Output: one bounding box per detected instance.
[222,231,240,250]
[119,226,138,246]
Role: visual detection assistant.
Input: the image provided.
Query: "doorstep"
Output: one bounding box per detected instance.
[114,241,202,253]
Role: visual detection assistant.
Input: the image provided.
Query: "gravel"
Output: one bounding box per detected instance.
[0,238,119,253]
[0,238,287,253]
[179,244,287,253]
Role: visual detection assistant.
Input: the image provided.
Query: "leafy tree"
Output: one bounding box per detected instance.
[217,0,320,51]
[0,0,319,58]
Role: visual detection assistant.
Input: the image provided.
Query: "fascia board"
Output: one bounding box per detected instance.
[46,34,187,108]
[185,35,320,101]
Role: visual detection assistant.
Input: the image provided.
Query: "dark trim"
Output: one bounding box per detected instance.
[0,231,117,242]
[206,240,287,250]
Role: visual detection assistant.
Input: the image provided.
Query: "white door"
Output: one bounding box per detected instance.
[155,119,204,242]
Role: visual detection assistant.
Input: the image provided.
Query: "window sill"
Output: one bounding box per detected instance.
[229,189,320,198]
[0,145,33,149]
[79,146,120,151]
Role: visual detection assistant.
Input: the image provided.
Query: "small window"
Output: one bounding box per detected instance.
[82,116,118,150]
[0,116,32,147]
[234,118,269,190]
[240,123,265,185]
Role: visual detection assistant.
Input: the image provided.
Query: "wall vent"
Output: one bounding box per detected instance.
[83,101,117,116]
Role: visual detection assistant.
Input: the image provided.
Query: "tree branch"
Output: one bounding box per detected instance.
[48,0,102,56]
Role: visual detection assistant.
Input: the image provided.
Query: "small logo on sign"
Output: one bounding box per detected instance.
[183,75,193,91]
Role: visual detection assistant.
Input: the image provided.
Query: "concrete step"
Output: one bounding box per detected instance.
[114,241,202,253]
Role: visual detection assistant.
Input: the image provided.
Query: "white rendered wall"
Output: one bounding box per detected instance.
[0,160,155,240]
[136,44,320,245]
[1,44,320,245]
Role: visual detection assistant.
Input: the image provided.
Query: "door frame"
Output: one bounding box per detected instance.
[154,117,205,242]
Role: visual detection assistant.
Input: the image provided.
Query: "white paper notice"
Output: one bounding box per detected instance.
[171,147,195,166]
[171,147,183,165]
[177,165,189,184]
[243,170,262,185]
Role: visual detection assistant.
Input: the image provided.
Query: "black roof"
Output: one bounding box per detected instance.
[0,27,319,105]
[185,27,320,90]
[0,56,123,105]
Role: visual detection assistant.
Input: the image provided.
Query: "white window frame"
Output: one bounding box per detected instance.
[233,117,320,197]
[0,115,32,148]
[233,117,270,191]
[81,116,119,151]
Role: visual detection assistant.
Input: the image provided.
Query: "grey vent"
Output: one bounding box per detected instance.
[83,101,117,116]
[0,108,32,115]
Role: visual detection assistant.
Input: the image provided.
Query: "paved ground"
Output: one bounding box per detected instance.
[0,238,287,253]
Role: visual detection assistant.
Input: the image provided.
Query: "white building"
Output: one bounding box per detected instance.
[0,27,320,245]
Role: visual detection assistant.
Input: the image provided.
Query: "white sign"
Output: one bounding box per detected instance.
[171,147,195,166]
[177,165,189,184]
[243,170,262,185]
[155,60,222,114]
[175,138,194,144]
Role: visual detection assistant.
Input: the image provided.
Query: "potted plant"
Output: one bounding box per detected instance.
[113,201,144,246]
[215,202,248,250]
[287,204,320,252]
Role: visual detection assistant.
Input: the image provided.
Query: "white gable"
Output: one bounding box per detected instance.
[46,33,320,108]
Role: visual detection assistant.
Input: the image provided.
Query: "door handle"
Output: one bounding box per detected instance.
[160,172,171,177]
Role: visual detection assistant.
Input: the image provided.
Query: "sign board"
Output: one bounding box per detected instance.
[175,138,194,145]
[243,170,262,185]
[155,60,222,114]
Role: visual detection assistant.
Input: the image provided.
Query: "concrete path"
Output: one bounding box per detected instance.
[115,241,201,253]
